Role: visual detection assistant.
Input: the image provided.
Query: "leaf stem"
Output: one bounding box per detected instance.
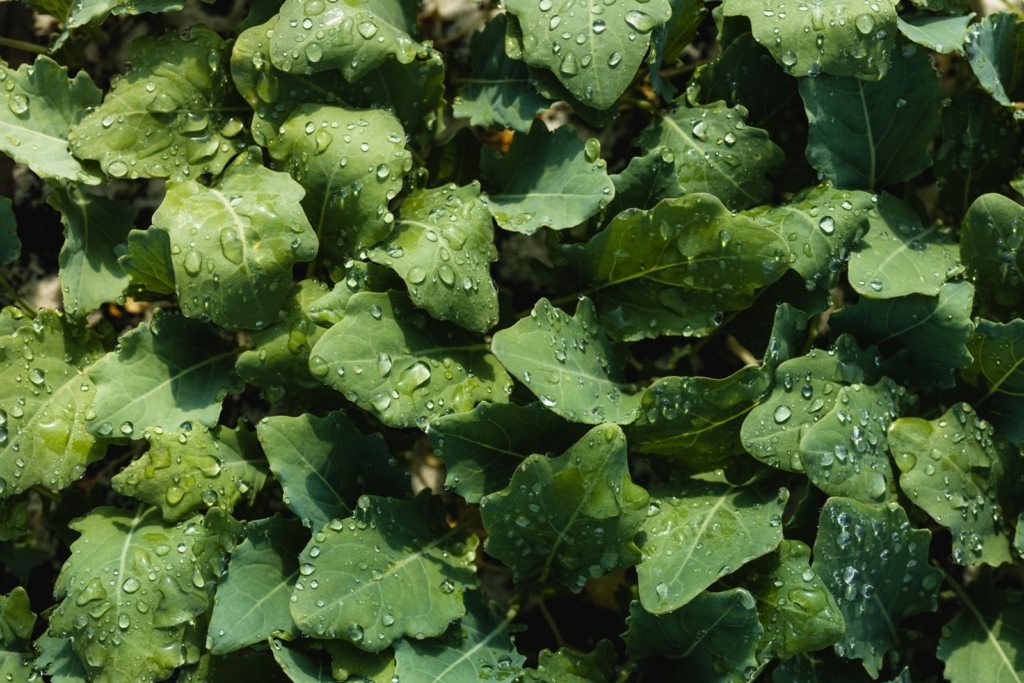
[31,485,63,504]
[537,597,567,649]
[0,272,37,319]
[0,37,48,55]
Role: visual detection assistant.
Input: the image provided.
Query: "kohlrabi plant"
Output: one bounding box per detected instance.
[1,0,1024,680]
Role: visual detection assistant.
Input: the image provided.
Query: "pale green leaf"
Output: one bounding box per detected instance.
[304,262,402,328]
[962,193,1024,318]
[897,13,973,55]
[0,198,19,268]
[33,634,88,683]
[65,0,188,32]
[0,307,29,339]
[324,641,396,683]
[966,13,1024,108]
[938,583,1024,683]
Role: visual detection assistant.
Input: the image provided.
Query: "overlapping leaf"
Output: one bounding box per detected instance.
[648,0,707,98]
[600,146,684,221]
[938,582,1024,683]
[0,588,35,683]
[0,199,18,269]
[962,193,1024,318]
[897,14,973,54]
[522,640,617,683]
[965,12,1024,108]
[964,319,1024,416]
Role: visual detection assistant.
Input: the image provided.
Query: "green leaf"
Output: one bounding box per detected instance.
[635,98,784,210]
[889,404,1015,566]
[0,198,18,268]
[897,13,973,55]
[392,591,525,682]
[290,495,479,651]
[812,498,941,678]
[208,514,307,654]
[65,0,188,33]
[799,43,943,190]
[324,641,396,683]
[555,193,790,341]
[491,298,642,424]
[648,0,707,99]
[308,291,512,428]
[69,28,249,182]
[270,641,334,683]
[723,0,897,79]
[33,634,88,683]
[429,401,589,504]
[0,494,27,541]
[848,193,961,299]
[966,13,1024,108]
[0,307,29,339]
[111,424,268,522]
[635,478,787,614]
[49,185,136,319]
[268,103,409,269]
[962,193,1024,318]
[965,319,1024,412]
[504,0,671,110]
[0,310,107,496]
[368,182,499,334]
[256,410,409,530]
[523,61,619,128]
[452,15,550,132]
[117,227,176,299]
[938,583,1024,683]
[0,587,34,683]
[480,424,648,591]
[269,0,426,82]
[86,308,242,436]
[304,262,402,328]
[522,640,617,683]
[0,56,102,185]
[623,590,762,683]
[830,280,975,391]
[480,122,614,234]
[772,649,878,683]
[600,146,684,221]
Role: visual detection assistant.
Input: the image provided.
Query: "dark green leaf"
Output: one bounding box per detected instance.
[0,197,20,269]
[324,641,395,683]
[772,649,877,683]
[117,227,176,299]
[270,641,334,683]
[965,318,1024,411]
[648,0,707,99]
[522,640,617,683]
[966,13,1024,108]
[962,192,1024,318]
[0,494,27,541]
[33,634,88,683]
[601,146,684,221]
[304,261,402,328]
[937,582,1024,683]
[0,587,34,683]
[897,13,973,54]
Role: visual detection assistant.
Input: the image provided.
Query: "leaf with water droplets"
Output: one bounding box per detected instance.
[256,410,409,530]
[64,0,191,35]
[0,55,102,184]
[0,310,107,497]
[897,13,973,55]
[207,515,307,654]
[0,587,35,683]
[323,640,395,683]
[966,13,1024,109]
[309,290,510,428]
[962,193,1024,320]
[772,649,883,683]
[0,494,27,542]
[368,182,499,334]
[623,590,762,682]
[480,424,648,591]
[86,308,242,435]
[812,498,941,678]
[32,633,88,683]
[799,43,943,191]
[635,478,786,614]
[429,401,589,504]
[290,495,479,651]
[599,146,684,223]
[636,98,783,210]
[848,193,961,300]
[270,641,334,682]
[522,59,619,128]
[0,198,20,270]
[521,640,616,683]
[963,319,1024,445]
[304,262,403,328]
[69,28,249,182]
[938,581,1024,683]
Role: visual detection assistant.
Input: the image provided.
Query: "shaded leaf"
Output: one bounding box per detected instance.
[522,640,617,683]
[772,649,877,683]
[33,634,88,683]
[962,192,1024,318]
[304,262,402,328]
[523,61,619,128]
[117,227,176,300]
[600,146,684,222]
[897,13,973,55]
[0,494,27,541]
[324,641,395,683]
[938,582,1024,683]
[0,197,20,269]
[270,641,334,683]
[648,0,707,99]
[0,588,34,683]
[966,13,1024,109]
[965,318,1024,414]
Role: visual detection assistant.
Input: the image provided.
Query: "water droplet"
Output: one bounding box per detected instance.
[540,395,557,407]
[774,405,792,423]
[108,160,129,178]
[818,216,835,235]
[560,53,579,75]
[408,266,427,284]
[624,9,658,32]
[593,19,606,33]
[377,353,393,377]
[608,51,622,67]
[347,624,364,641]
[305,42,323,63]
[119,421,134,436]
[781,50,798,66]
[438,264,456,286]
[692,120,709,139]
[7,93,28,115]
[358,22,378,39]
[183,249,202,275]
[855,13,875,34]
[122,577,141,593]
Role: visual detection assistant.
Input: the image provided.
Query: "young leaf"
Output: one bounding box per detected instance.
[324,641,395,683]
[965,13,1024,109]
[964,319,1024,411]
[429,401,589,504]
[308,291,511,428]
[522,640,617,683]
[304,261,403,328]
[812,498,941,678]
[635,479,787,614]
[962,193,1024,318]
[0,587,34,683]
[207,515,306,654]
[368,182,499,334]
[480,122,614,234]
[289,495,479,651]
[0,310,107,496]
[256,410,409,530]
[0,199,18,269]
[600,146,684,221]
[938,582,1024,683]
[32,634,87,683]
[86,309,242,437]
[897,14,973,55]
[117,227,176,299]
[69,28,249,182]
[0,56,102,185]
[480,424,649,591]
[491,298,642,424]
[799,43,943,190]
[269,641,333,683]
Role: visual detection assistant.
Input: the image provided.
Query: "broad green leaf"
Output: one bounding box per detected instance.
[111,424,268,522]
[49,507,235,683]
[117,227,176,299]
[635,98,784,210]
[772,649,878,683]
[522,640,616,683]
[0,494,27,541]
[290,495,479,651]
[0,587,35,683]
[33,634,88,683]
[723,0,896,79]
[799,43,943,190]
[325,641,395,683]
[480,122,614,234]
[368,182,499,334]
[0,310,107,496]
[304,262,402,327]
[635,478,787,614]
[64,0,189,33]
[897,14,973,55]
[268,103,409,269]
[555,193,790,341]
[648,0,707,99]
[429,402,589,504]
[0,307,29,339]
[308,291,511,428]
[744,182,873,293]
[889,404,1014,566]
[270,641,334,682]
[504,0,671,110]
[848,193,961,299]
[452,15,550,132]
[49,185,135,319]
[69,28,249,182]
[623,590,762,682]
[830,280,975,390]
[523,61,619,128]
[480,424,648,591]
[392,591,525,682]
[965,319,1024,413]
[740,540,845,659]
[938,583,1024,683]
[491,298,642,425]
[0,198,19,269]
[812,498,941,678]
[269,0,426,82]
[256,410,409,530]
[962,193,1024,318]
[86,309,242,436]
[966,13,1024,108]
[152,147,317,329]
[600,146,684,221]
[208,515,306,654]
